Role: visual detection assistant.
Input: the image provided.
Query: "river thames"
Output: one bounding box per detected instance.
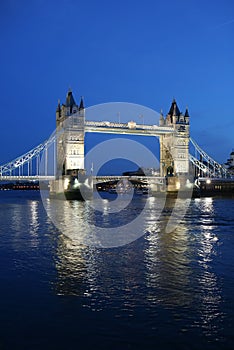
[0,191,234,349]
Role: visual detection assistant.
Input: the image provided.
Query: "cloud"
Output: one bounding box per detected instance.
[213,18,234,30]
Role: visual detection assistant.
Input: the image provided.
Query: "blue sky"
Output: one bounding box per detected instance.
[0,0,233,169]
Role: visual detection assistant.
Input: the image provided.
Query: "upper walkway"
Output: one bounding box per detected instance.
[85,121,174,136]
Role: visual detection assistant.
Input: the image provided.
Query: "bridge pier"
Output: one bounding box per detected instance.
[49,173,93,200]
[165,175,193,193]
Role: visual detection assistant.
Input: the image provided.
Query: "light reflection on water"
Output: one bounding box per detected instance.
[10,199,41,250]
[43,193,165,247]
[1,192,230,348]
[50,196,224,339]
[145,219,192,308]
[192,198,223,338]
[29,200,40,247]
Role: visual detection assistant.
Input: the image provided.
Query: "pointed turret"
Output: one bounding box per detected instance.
[56,99,61,112]
[184,107,190,124]
[65,89,76,108]
[159,109,165,126]
[184,107,190,118]
[166,98,180,125]
[56,99,61,122]
[168,98,180,117]
[79,96,84,110]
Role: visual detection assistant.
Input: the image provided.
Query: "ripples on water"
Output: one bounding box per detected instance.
[0,191,234,349]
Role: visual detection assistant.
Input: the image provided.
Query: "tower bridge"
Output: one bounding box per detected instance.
[0,90,231,195]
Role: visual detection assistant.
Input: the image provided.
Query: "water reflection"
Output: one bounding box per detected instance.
[11,203,24,234]
[145,197,192,307]
[52,195,224,339]
[193,198,223,338]
[10,199,40,250]
[55,232,146,313]
[29,200,39,244]
[42,190,166,248]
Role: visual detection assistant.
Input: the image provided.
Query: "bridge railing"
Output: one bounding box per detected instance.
[0,135,56,179]
[189,138,230,178]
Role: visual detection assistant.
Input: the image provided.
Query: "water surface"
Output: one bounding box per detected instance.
[0,191,234,349]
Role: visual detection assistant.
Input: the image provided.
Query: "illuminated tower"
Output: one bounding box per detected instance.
[160,99,190,176]
[56,90,85,175]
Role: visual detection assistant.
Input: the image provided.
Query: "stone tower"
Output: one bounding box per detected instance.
[56,90,85,176]
[159,99,190,177]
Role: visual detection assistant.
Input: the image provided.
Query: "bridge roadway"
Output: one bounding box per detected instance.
[0,175,165,185]
[2,175,233,186]
[0,176,56,181]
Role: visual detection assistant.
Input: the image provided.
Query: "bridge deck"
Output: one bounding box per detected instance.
[0,175,165,184]
[0,176,55,181]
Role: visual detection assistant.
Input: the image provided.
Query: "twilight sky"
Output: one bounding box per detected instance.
[0,0,233,167]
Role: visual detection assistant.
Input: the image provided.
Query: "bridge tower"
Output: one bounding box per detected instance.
[159,99,190,177]
[56,90,85,176]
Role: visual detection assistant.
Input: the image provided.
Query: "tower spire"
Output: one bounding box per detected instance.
[159,109,165,126]
[79,96,84,110]
[184,107,190,118]
[65,90,76,107]
[56,99,61,112]
[168,98,180,116]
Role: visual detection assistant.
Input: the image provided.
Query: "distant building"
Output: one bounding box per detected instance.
[224,150,234,175]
